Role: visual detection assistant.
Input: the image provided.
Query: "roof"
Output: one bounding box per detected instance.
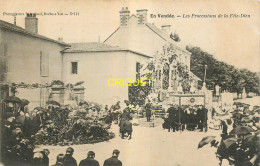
[62,42,152,58]
[0,20,70,46]
[145,23,190,54]
[103,17,190,55]
[129,14,137,19]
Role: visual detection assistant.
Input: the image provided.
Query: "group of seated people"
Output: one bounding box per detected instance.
[32,147,122,166]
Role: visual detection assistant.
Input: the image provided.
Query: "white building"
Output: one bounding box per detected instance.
[1,8,200,107]
[62,42,151,105]
[104,7,200,95]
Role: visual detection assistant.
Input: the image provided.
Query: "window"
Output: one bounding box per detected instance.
[40,51,49,77]
[136,62,140,80]
[71,62,78,74]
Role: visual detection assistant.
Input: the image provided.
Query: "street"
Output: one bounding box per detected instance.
[36,119,222,166]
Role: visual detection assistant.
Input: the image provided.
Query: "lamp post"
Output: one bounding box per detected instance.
[202,65,207,90]
[204,65,207,83]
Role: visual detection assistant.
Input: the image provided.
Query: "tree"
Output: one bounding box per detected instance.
[186,45,259,95]
[177,62,191,93]
[240,69,259,94]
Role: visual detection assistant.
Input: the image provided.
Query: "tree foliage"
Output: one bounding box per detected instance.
[128,80,152,106]
[186,45,259,94]
[177,62,192,93]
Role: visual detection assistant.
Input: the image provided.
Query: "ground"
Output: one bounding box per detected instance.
[36,118,222,166]
[35,97,259,166]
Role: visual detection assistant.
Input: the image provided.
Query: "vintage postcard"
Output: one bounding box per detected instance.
[0,0,259,166]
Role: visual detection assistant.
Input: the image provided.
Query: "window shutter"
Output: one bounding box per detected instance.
[45,53,49,76]
[40,51,49,77]
[0,43,4,82]
[0,43,4,70]
[4,43,8,73]
[40,51,43,76]
[0,43,8,82]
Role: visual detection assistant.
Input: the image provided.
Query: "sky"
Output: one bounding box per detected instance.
[0,0,259,72]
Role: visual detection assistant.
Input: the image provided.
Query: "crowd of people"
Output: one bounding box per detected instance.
[162,105,208,132]
[2,93,259,166]
[109,100,134,140]
[198,102,260,166]
[2,98,38,166]
[1,96,117,165]
[32,147,122,166]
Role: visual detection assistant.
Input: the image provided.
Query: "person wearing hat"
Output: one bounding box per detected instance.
[103,149,122,166]
[79,151,100,166]
[110,101,121,122]
[63,147,77,166]
[145,100,152,122]
[122,100,131,121]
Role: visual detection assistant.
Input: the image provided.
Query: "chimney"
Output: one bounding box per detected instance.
[119,7,130,26]
[161,25,171,34]
[25,13,38,33]
[58,37,63,42]
[136,9,148,25]
[14,16,16,25]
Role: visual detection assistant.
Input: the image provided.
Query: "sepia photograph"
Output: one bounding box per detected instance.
[0,0,259,165]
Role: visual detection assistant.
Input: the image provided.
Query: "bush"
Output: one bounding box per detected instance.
[35,106,114,145]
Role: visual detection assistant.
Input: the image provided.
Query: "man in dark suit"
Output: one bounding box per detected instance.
[63,147,77,166]
[103,149,122,166]
[202,106,208,132]
[167,106,176,132]
[145,100,152,122]
[197,106,204,131]
[79,151,100,166]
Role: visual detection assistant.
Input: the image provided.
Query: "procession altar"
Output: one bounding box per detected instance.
[165,93,206,106]
[153,90,212,132]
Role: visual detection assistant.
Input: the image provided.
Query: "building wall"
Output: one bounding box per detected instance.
[62,51,149,105]
[104,16,191,69]
[105,24,166,57]
[0,28,66,85]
